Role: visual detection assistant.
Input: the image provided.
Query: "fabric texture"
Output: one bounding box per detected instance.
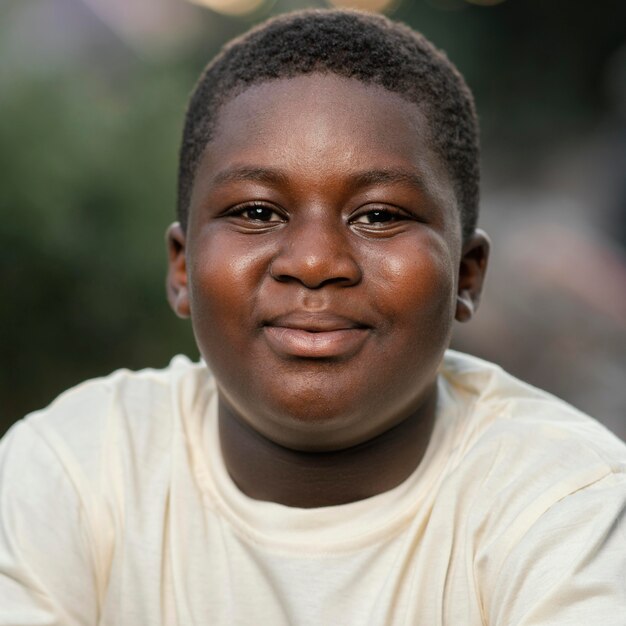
[1,351,625,625]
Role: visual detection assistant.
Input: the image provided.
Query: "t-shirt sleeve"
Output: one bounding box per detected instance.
[484,471,626,626]
[0,420,100,626]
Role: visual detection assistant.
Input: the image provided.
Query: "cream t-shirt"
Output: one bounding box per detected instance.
[0,351,624,625]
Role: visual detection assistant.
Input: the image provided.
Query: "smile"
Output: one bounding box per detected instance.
[262,312,371,358]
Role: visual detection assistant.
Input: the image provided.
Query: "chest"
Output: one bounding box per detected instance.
[97,491,485,626]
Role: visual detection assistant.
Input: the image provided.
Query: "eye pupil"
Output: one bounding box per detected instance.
[247,206,272,220]
[369,210,392,223]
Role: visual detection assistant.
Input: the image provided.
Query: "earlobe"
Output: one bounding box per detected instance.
[456,291,475,323]
[166,222,191,319]
[455,229,490,323]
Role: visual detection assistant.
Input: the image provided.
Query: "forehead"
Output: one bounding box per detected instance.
[192,73,458,223]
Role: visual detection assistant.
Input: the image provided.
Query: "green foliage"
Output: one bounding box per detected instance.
[0,60,198,430]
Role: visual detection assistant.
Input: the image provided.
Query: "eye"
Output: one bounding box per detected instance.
[350,205,410,228]
[352,208,400,224]
[228,203,285,223]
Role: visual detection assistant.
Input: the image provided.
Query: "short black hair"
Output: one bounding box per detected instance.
[178,9,479,239]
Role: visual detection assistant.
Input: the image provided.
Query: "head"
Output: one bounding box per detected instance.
[177,8,480,240]
[167,9,489,452]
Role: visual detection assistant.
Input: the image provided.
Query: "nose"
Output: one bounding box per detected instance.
[269,216,362,289]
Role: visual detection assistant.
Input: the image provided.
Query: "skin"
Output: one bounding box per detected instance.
[167,73,489,507]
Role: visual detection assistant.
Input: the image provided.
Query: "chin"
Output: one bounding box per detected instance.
[245,385,398,452]
[262,391,364,450]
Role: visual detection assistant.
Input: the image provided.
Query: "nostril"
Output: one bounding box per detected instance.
[269,249,362,289]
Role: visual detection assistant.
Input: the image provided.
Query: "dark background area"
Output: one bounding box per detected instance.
[1,0,625,438]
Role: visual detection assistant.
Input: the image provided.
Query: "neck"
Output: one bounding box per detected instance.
[218,387,438,508]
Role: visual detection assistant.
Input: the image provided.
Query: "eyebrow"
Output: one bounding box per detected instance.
[211,166,290,188]
[210,165,427,194]
[350,168,427,193]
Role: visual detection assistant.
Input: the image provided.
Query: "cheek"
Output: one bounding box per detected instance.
[370,236,457,339]
[377,235,455,308]
[187,231,271,337]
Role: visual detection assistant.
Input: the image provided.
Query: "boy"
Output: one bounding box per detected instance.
[1,9,624,625]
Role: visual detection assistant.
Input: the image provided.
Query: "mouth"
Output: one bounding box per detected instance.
[262,311,371,359]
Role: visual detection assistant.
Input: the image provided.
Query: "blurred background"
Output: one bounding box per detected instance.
[1,0,625,439]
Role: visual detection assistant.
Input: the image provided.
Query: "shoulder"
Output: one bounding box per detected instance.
[438,350,626,551]
[0,357,216,614]
[440,351,626,624]
[441,349,626,475]
[2,355,216,495]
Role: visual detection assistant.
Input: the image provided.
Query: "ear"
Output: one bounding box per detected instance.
[166,222,190,319]
[455,229,490,323]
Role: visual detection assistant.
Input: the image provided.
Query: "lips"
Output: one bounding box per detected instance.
[262,311,371,358]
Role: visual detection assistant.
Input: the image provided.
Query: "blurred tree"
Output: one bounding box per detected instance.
[0,57,201,431]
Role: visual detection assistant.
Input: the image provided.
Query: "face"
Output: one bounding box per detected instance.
[168,73,488,452]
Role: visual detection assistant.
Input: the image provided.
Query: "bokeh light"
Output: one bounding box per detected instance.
[326,0,399,13]
[187,0,266,16]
